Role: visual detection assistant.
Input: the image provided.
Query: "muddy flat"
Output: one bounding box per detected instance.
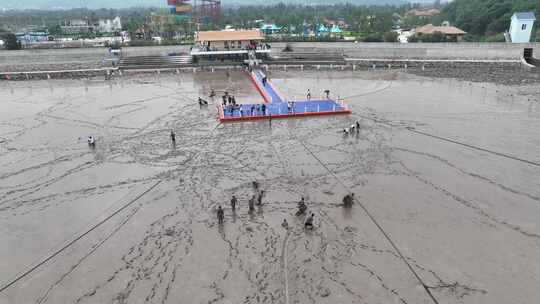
[0,69,539,304]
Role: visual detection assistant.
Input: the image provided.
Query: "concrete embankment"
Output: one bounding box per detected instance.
[271,42,538,60]
[0,43,537,80]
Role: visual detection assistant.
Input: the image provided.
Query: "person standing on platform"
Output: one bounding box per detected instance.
[261,104,266,115]
[307,89,311,101]
[324,89,330,99]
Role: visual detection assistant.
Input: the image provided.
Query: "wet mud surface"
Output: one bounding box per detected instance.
[0,70,539,304]
[406,64,540,85]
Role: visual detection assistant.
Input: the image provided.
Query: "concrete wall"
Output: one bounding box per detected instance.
[270,42,539,60]
[0,45,190,72]
[1,43,538,73]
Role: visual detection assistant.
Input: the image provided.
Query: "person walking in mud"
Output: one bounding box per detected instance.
[87,136,96,148]
[248,195,256,212]
[356,121,360,132]
[296,197,307,216]
[217,206,225,224]
[342,193,355,208]
[305,213,315,229]
[257,190,265,206]
[170,130,176,144]
[230,195,237,211]
[198,97,208,106]
[281,219,289,230]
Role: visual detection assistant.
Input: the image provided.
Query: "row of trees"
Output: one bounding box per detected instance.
[0,28,22,50]
[439,0,539,41]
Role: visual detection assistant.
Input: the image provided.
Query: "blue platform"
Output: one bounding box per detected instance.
[218,69,350,122]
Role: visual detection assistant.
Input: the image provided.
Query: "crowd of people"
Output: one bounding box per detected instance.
[343,121,361,136]
[215,181,357,230]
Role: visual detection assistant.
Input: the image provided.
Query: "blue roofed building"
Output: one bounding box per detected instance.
[317,24,329,37]
[260,24,282,36]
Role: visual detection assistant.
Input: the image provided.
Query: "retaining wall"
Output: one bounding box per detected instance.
[271,42,539,60]
[0,43,537,74]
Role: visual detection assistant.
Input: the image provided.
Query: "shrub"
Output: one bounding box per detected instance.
[2,33,22,50]
[383,31,399,42]
[362,33,383,42]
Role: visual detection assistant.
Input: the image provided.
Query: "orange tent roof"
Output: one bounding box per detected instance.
[196,30,264,42]
[415,24,466,35]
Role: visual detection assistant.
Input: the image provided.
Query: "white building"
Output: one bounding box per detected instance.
[97,17,122,33]
[509,12,536,43]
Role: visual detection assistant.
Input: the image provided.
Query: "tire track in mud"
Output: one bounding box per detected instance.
[0,180,163,294]
[65,119,224,303]
[258,121,418,303]
[395,147,540,203]
[73,201,195,304]
[398,161,540,240]
[284,127,441,304]
[281,230,291,304]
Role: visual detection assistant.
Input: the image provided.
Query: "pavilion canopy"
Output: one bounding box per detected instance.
[196,30,264,42]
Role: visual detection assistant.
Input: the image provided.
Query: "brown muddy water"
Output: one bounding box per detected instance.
[0,69,539,304]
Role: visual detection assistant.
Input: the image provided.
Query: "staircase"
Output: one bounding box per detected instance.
[523,48,539,67]
[118,55,193,70]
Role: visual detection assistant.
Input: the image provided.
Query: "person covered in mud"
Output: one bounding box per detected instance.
[217,206,224,224]
[248,195,256,212]
[281,219,289,230]
[296,197,307,216]
[198,97,208,106]
[343,128,349,136]
[230,195,237,211]
[305,213,315,229]
[342,193,355,208]
[257,190,265,205]
[252,181,259,190]
[87,136,95,148]
[170,130,176,143]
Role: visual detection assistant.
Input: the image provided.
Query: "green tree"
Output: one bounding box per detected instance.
[363,32,383,42]
[2,33,22,50]
[384,31,399,42]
